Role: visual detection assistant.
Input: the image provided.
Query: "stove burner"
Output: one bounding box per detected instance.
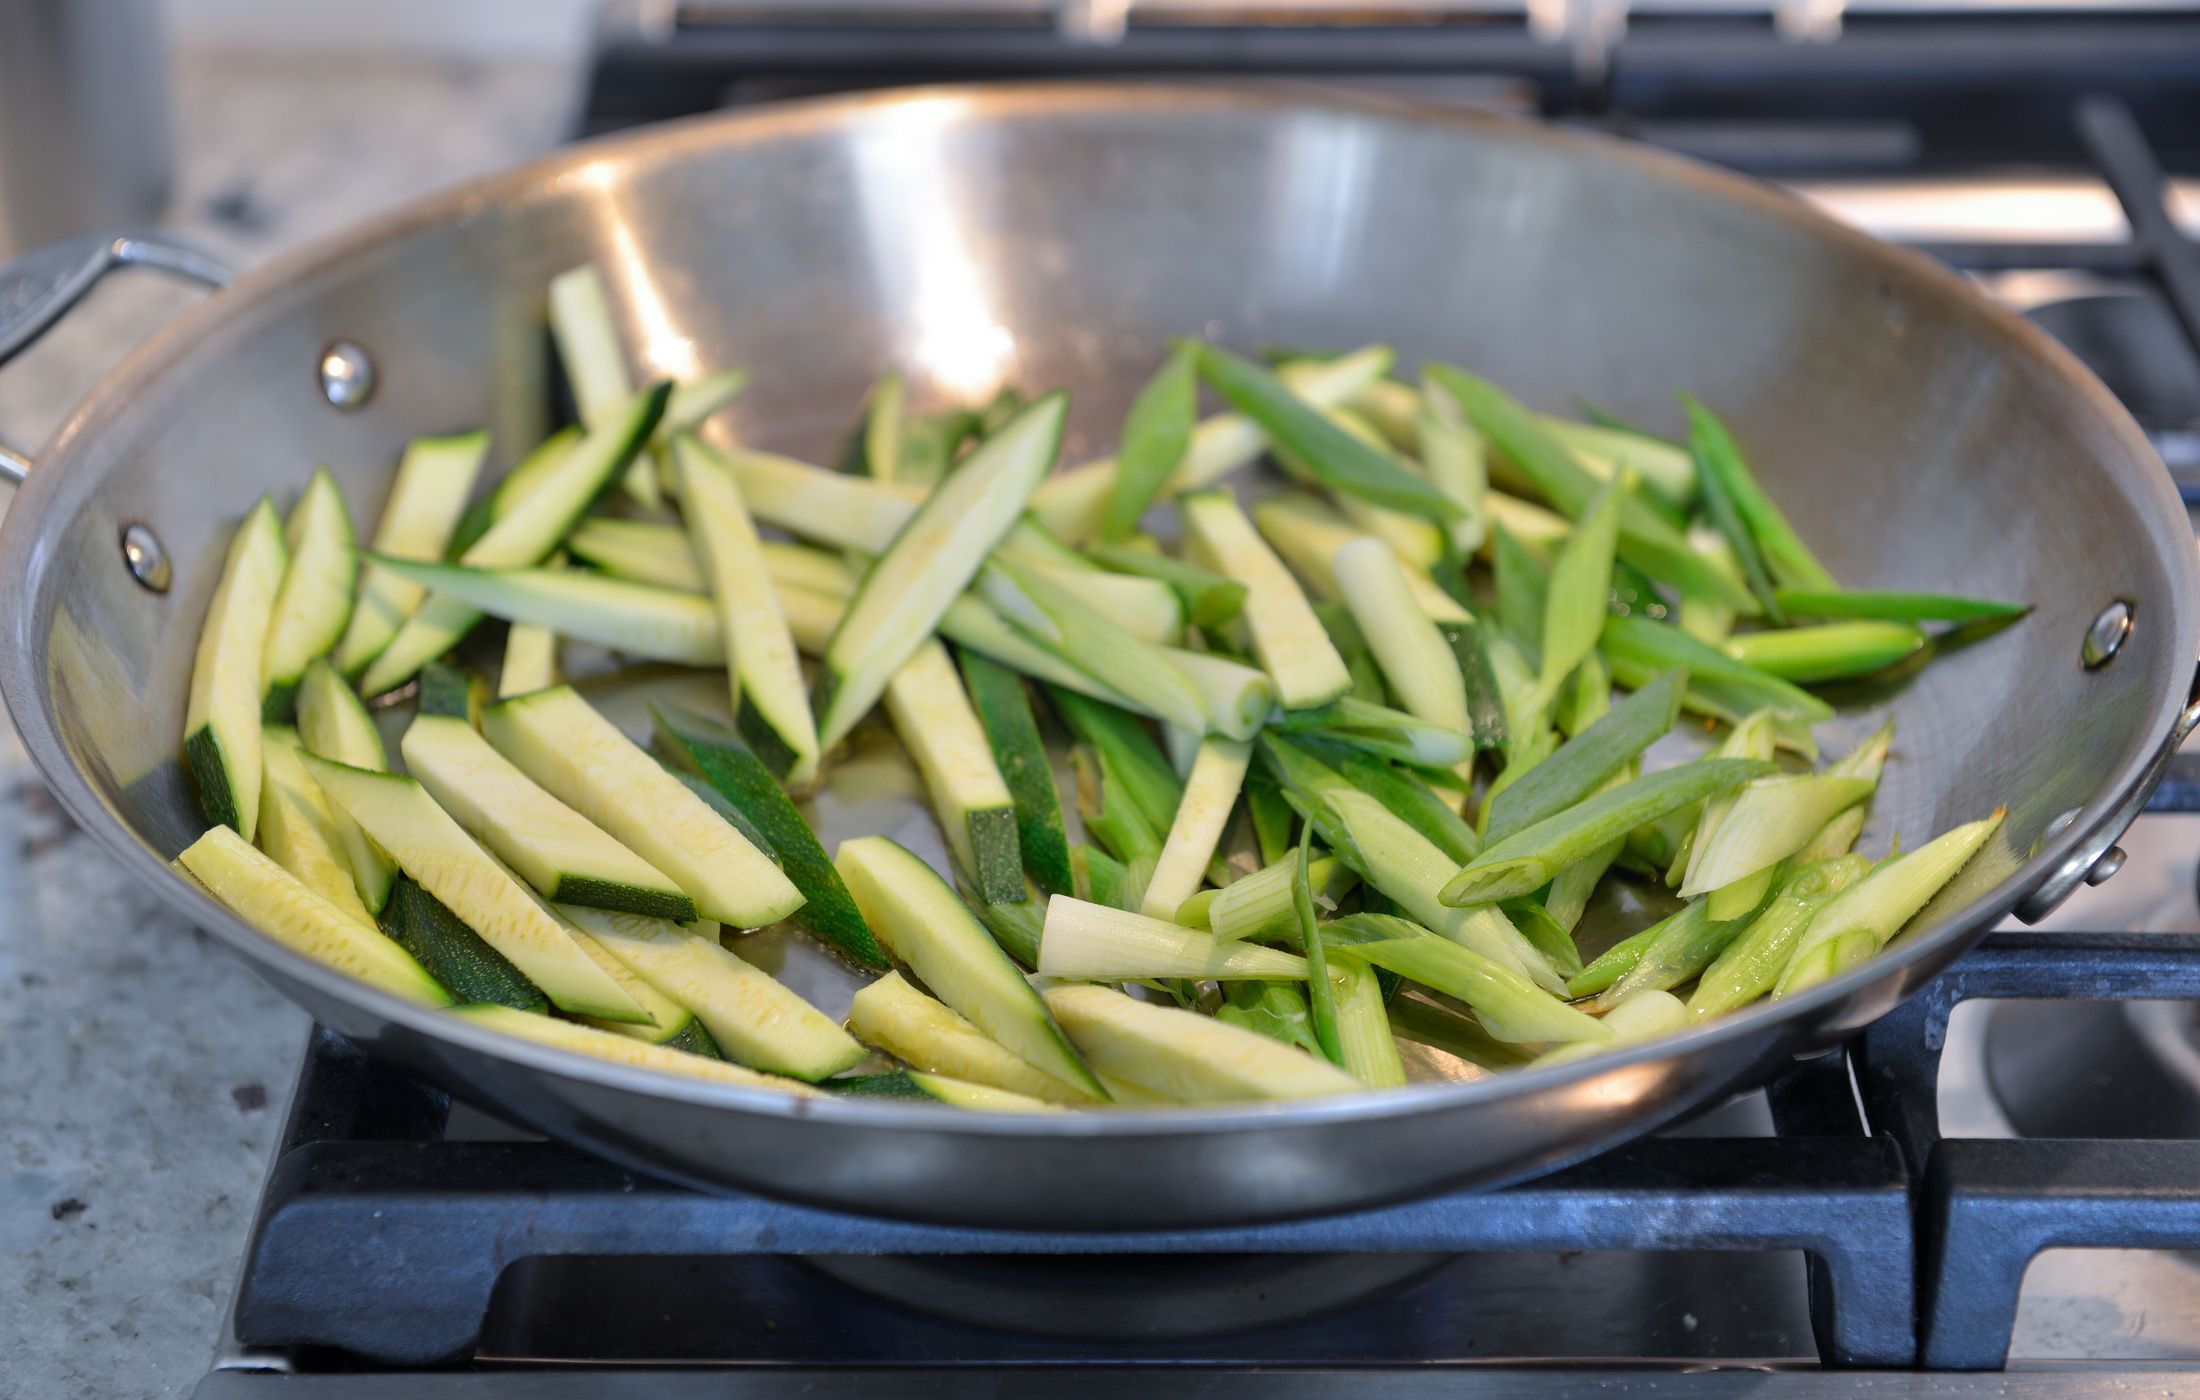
[1986,998,2200,1140]
[2026,292,2200,445]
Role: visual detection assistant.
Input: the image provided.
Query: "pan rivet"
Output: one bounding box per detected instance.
[120,523,169,593]
[2082,600,2133,669]
[319,341,376,411]
[2086,846,2127,886]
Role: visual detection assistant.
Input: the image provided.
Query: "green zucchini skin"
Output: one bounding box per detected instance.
[659,1018,726,1060]
[416,661,485,723]
[379,876,548,1012]
[829,1072,931,1101]
[649,702,887,970]
[959,650,1073,896]
[184,727,242,834]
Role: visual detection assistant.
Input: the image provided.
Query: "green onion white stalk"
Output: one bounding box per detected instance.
[1331,535,1469,735]
[1774,809,2004,997]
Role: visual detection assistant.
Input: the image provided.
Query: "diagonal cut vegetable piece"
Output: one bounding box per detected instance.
[836,836,1105,1100]
[333,430,490,677]
[1039,895,1308,981]
[1724,621,1926,683]
[1485,669,1686,844]
[1182,490,1350,710]
[1041,982,1357,1102]
[1772,588,2030,624]
[1321,913,1607,1045]
[177,827,450,1007]
[370,558,720,666]
[256,725,374,926]
[814,392,1065,748]
[885,640,1024,905]
[849,971,1101,1104]
[185,496,286,841]
[452,1004,818,1095]
[261,469,357,722]
[960,650,1073,896]
[294,657,397,916]
[482,685,802,929]
[1140,736,1252,921]
[1104,339,1198,541]
[1681,395,1835,592]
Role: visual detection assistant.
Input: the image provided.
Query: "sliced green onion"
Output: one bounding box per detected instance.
[1250,492,1472,621]
[1485,668,1686,844]
[1049,687,1182,839]
[1199,345,1463,523]
[1681,774,1879,898]
[1276,694,1472,771]
[1315,601,1388,705]
[1539,417,1697,505]
[1687,853,1871,1019]
[1274,732,1478,864]
[1675,524,1744,645]
[1566,917,1674,998]
[1316,787,1566,994]
[1492,523,1549,659]
[1417,384,1489,554]
[1773,588,2031,624]
[1794,720,1895,864]
[1670,707,1777,891]
[1444,758,1777,907]
[1322,914,1608,1045]
[1681,395,1835,592]
[1038,894,1307,980]
[1774,808,2006,998]
[1196,853,1357,943]
[1328,953,1407,1089]
[1103,339,1198,540]
[1506,896,1585,978]
[1532,473,1624,713]
[1723,621,1926,683]
[982,556,1207,734]
[1601,613,1833,733]
[1536,990,1687,1066]
[1294,824,1346,1065]
[1388,991,1534,1072]
[1214,979,1323,1057]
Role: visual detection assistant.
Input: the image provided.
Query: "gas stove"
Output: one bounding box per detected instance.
[192,14,2200,1395]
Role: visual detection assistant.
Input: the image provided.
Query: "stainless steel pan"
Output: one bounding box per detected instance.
[1,84,2193,1230]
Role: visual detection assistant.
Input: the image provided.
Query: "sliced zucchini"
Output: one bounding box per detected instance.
[814,392,1066,749]
[1084,543,1248,632]
[835,835,1104,1100]
[500,624,559,698]
[548,262,659,510]
[674,434,820,786]
[184,496,287,841]
[359,383,668,695]
[1040,983,1358,1103]
[451,1004,819,1096]
[834,1070,1060,1112]
[1250,492,1472,622]
[380,875,547,1011]
[1139,736,1252,921]
[482,686,803,929]
[958,650,1073,896]
[859,370,906,480]
[561,906,863,1081]
[1179,490,1350,710]
[659,368,750,444]
[366,558,719,667]
[260,469,358,721]
[727,446,923,553]
[884,641,1023,906]
[567,922,712,1051]
[294,656,397,916]
[417,660,488,723]
[568,515,705,593]
[301,754,649,1022]
[401,713,696,921]
[332,430,491,678]
[979,556,1207,734]
[845,970,1098,1104]
[1027,567,1185,647]
[256,725,373,925]
[177,826,449,1007]
[449,426,580,560]
[649,702,885,968]
[1038,895,1308,981]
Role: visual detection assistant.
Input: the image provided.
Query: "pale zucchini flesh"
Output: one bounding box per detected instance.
[184,497,287,841]
[846,971,1098,1104]
[499,623,560,697]
[727,447,923,553]
[301,754,650,1022]
[294,656,397,915]
[260,469,358,721]
[177,826,449,1007]
[675,435,821,787]
[883,641,1024,905]
[562,906,863,1081]
[1179,491,1351,710]
[482,685,803,929]
[549,261,660,510]
[401,713,697,921]
[815,393,1066,749]
[370,557,721,667]
[1140,736,1251,921]
[332,430,490,677]
[568,515,706,593]
[1042,982,1358,1102]
[256,725,374,926]
[835,835,1104,1099]
[452,1004,819,1096]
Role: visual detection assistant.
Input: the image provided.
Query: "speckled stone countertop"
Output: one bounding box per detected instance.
[0,47,571,1398]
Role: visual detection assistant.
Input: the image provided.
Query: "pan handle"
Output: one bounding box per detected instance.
[2013,662,2200,924]
[0,228,234,485]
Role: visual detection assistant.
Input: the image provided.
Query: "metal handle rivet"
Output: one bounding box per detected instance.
[2085,845,2126,886]
[319,341,376,411]
[2082,600,2133,669]
[120,523,169,593]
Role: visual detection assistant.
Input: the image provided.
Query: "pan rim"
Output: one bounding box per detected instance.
[2,78,2191,1140]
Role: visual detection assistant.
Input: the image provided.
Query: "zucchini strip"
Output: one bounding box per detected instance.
[1041,982,1357,1102]
[380,875,545,1011]
[980,556,1206,734]
[1140,736,1252,921]
[1039,895,1309,981]
[499,624,560,698]
[815,393,1065,748]
[452,1004,818,1095]
[1250,492,1471,621]
[849,970,1099,1104]
[294,657,398,916]
[885,641,1025,906]
[569,515,706,593]
[255,725,374,925]
[676,435,820,786]
[184,496,287,841]
[549,262,660,510]
[728,446,924,553]
[367,558,720,666]
[332,430,490,677]
[960,650,1074,896]
[1180,491,1350,710]
[177,827,450,1007]
[360,384,668,695]
[261,469,357,722]
[482,685,803,929]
